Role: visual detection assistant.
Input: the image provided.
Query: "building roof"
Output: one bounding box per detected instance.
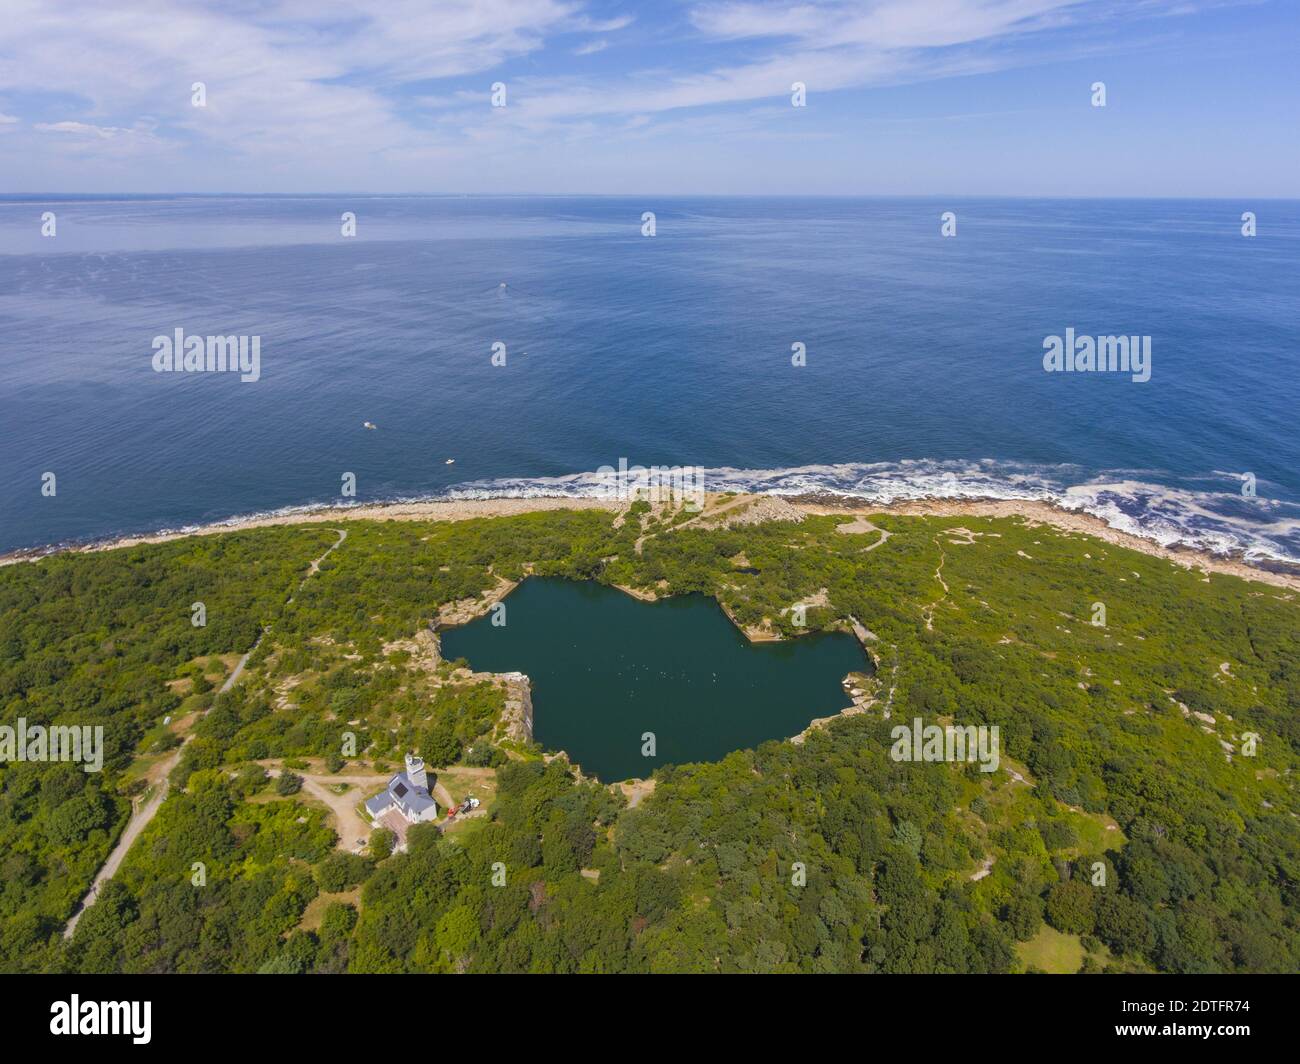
[365,769,437,819]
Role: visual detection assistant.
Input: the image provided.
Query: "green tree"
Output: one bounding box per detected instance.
[276,771,303,796]
[369,827,395,861]
[1005,895,1044,941]
[1044,881,1097,936]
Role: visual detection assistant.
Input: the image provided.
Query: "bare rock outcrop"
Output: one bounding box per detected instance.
[499,672,535,743]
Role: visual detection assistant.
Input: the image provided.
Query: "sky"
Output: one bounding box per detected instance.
[0,0,1296,196]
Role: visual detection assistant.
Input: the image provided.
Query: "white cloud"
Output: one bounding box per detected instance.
[0,0,1213,187]
[35,120,136,138]
[476,0,1188,128]
[690,0,1079,48]
[0,0,581,166]
[575,15,635,32]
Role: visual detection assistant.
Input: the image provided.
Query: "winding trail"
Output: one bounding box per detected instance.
[921,537,950,632]
[835,515,892,552]
[63,529,346,939]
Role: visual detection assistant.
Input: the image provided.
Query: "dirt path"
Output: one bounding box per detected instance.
[62,773,171,938]
[835,515,892,552]
[307,528,345,574]
[291,771,378,854]
[63,530,346,938]
[265,767,390,851]
[921,537,949,631]
[218,643,256,696]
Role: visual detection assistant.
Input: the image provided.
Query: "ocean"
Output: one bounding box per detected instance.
[2,194,1298,561]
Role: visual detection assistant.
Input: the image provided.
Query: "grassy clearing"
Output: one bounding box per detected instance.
[1017,925,1086,973]
[298,888,362,932]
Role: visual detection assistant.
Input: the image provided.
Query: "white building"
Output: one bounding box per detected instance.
[364,753,439,827]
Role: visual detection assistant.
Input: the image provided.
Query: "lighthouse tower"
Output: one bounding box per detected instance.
[405,753,429,792]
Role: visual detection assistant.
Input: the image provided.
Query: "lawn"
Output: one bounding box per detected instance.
[1017,925,1086,973]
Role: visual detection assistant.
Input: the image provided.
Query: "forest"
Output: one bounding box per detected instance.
[1,500,1297,973]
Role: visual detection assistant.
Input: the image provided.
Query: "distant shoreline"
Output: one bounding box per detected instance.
[3,491,1298,592]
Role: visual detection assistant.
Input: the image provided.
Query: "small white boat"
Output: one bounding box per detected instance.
[445,458,455,464]
[363,421,377,430]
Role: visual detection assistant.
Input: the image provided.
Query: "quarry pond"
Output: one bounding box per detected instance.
[439,577,873,781]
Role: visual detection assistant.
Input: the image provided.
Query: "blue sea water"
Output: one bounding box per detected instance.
[1,195,1297,559]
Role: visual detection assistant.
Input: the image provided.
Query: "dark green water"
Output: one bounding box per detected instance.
[439,578,872,781]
